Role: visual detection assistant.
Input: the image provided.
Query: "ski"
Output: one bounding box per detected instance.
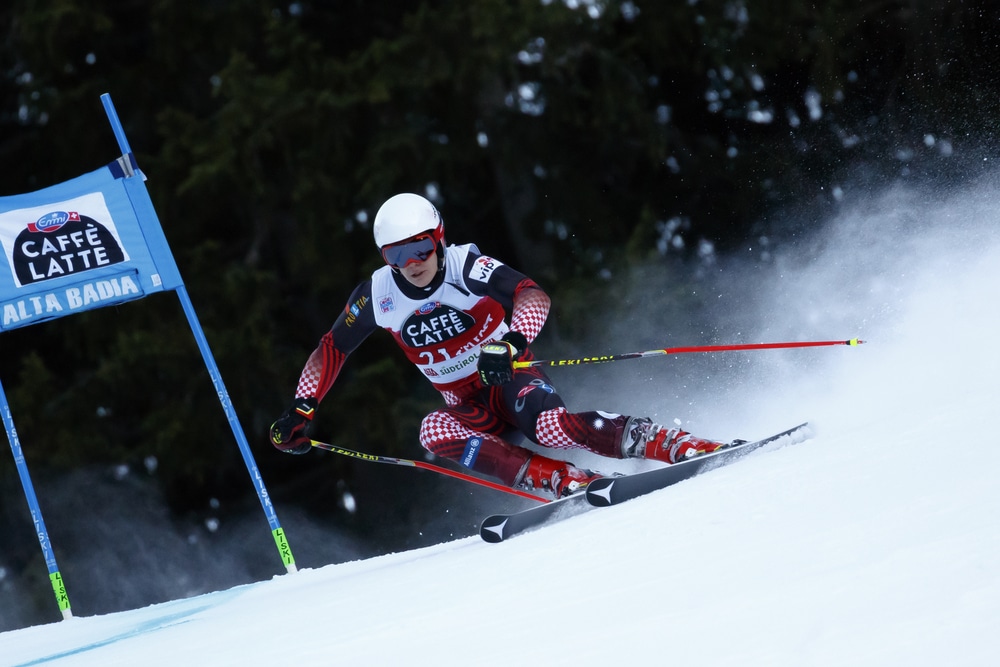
[479,423,810,542]
[479,491,592,543]
[585,422,811,507]
[478,423,810,542]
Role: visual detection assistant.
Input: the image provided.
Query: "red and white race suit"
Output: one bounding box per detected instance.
[291,243,630,485]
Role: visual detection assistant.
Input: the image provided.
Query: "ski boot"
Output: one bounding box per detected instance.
[517,453,602,498]
[621,417,730,464]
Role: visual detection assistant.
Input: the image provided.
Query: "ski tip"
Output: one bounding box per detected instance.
[751,422,812,451]
[795,421,815,441]
[788,421,812,438]
[761,422,811,442]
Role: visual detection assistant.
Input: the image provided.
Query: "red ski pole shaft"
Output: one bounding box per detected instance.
[310,440,549,503]
[514,338,864,369]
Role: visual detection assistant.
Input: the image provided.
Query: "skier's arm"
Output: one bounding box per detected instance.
[294,330,346,402]
[270,281,377,453]
[463,251,550,344]
[295,280,376,400]
[508,280,550,345]
[467,252,551,385]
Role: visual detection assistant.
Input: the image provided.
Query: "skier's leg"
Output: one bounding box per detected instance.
[420,405,599,497]
[619,417,731,463]
[534,408,631,457]
[419,405,529,486]
[493,369,628,458]
[497,371,728,463]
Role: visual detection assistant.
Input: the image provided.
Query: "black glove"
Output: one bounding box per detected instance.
[269,397,317,455]
[478,331,528,386]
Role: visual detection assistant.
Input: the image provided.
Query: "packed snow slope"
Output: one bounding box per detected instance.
[2,177,999,666]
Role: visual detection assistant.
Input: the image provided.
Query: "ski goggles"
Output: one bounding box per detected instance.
[380,226,443,268]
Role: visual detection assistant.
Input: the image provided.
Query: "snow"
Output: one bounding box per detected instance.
[3,178,1000,666]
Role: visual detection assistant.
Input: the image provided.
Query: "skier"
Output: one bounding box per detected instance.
[270,193,730,498]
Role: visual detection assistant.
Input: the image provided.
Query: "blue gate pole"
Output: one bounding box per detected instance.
[100,93,296,573]
[0,379,73,619]
[174,285,296,572]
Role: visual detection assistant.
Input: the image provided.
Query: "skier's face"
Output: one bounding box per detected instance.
[398,248,438,287]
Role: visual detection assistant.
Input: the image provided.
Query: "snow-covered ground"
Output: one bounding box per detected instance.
[2,177,999,666]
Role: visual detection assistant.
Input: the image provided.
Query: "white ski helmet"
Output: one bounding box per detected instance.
[372,193,443,249]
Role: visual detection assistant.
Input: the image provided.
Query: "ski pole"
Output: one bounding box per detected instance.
[514,338,864,369]
[310,440,549,503]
